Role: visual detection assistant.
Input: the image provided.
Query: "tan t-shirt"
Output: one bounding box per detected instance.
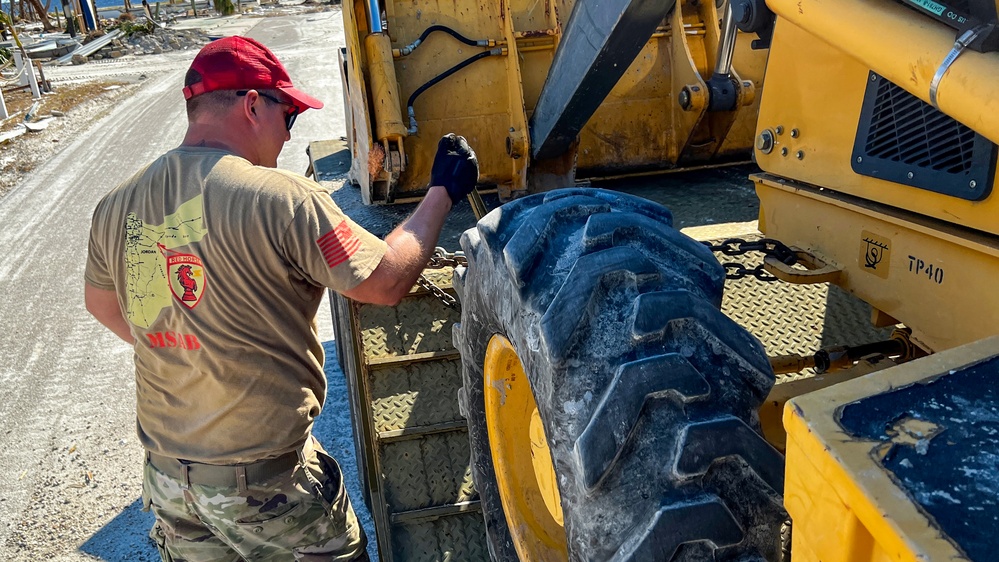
[85,147,387,464]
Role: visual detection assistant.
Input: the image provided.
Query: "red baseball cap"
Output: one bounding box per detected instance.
[182,36,323,114]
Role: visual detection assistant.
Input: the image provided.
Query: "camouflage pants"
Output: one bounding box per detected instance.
[142,438,368,561]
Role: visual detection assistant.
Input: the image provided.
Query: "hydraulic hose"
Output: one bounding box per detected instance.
[367,0,382,33]
[407,48,503,135]
[396,25,492,57]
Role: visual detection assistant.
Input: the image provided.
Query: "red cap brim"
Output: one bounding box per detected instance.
[280,86,324,114]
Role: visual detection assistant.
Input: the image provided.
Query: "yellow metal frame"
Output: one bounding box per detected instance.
[756,173,999,353]
[754,8,999,237]
[759,355,897,453]
[754,3,999,353]
[483,335,567,561]
[342,1,377,204]
[782,336,999,562]
[766,0,999,147]
[341,0,768,203]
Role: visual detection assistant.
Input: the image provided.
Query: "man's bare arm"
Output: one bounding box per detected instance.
[85,284,135,344]
[342,185,452,306]
[343,134,478,307]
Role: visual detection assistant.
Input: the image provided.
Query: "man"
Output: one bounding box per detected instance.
[84,36,478,561]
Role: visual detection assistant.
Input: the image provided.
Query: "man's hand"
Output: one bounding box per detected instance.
[430,133,479,205]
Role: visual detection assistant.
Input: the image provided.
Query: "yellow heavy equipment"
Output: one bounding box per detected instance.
[329,0,999,560]
[339,0,766,203]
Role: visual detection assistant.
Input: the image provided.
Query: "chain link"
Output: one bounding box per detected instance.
[720,262,779,281]
[419,247,468,311]
[425,246,468,269]
[702,238,797,282]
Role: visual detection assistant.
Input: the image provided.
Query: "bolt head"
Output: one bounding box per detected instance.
[756,129,775,154]
[796,150,804,160]
[679,89,691,109]
[775,125,784,135]
[907,171,914,179]
[790,128,800,138]
[970,180,978,188]
[781,147,789,156]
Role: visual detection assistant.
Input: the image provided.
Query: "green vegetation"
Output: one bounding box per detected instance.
[212,0,235,15]
[107,16,154,37]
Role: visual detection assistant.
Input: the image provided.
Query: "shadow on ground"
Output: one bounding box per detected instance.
[79,498,157,561]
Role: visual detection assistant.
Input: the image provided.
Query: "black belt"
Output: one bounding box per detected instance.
[147,450,301,490]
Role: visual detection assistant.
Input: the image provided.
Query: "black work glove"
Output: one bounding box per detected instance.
[430,133,479,205]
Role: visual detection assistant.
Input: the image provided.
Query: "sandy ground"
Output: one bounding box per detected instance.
[0,8,380,561]
[0,83,143,196]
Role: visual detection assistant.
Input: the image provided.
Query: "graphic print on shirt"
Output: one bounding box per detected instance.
[160,245,206,308]
[317,220,360,268]
[124,195,207,328]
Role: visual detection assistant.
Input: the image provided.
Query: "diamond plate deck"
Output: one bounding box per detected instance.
[358,299,459,359]
[370,360,464,433]
[380,435,478,512]
[390,513,489,562]
[716,237,894,381]
[332,268,488,562]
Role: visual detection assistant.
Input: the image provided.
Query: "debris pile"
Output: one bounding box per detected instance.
[79,27,212,62]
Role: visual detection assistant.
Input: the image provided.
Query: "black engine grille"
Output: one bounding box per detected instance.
[865,78,976,174]
[852,72,996,200]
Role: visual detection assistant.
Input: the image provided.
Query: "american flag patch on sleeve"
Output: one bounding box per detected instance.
[317,221,361,268]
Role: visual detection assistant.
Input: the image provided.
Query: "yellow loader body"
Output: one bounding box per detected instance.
[329,0,999,560]
[755,0,999,352]
[340,0,766,203]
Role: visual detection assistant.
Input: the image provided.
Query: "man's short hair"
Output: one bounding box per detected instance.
[184,69,290,119]
[184,69,236,118]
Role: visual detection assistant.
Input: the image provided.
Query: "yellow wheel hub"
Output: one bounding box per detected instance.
[483,335,568,561]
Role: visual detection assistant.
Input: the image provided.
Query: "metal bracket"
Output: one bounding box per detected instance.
[930,25,989,109]
[763,247,842,285]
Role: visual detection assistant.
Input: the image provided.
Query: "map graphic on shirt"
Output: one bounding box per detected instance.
[124,195,207,328]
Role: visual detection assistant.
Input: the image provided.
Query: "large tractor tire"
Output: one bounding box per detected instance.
[452,189,786,561]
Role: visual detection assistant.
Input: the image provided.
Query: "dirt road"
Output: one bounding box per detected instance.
[0,10,377,560]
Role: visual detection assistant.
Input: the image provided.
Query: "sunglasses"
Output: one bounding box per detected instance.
[237,90,299,131]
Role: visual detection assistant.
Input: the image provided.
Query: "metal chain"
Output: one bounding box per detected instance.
[416,274,460,310]
[418,247,468,311]
[702,238,797,282]
[425,246,468,269]
[720,262,779,281]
